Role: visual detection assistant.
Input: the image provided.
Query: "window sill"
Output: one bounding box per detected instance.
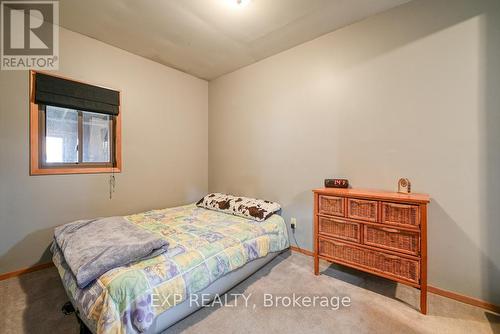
[30,166,121,175]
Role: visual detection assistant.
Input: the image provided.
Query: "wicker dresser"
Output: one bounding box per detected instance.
[313,188,430,314]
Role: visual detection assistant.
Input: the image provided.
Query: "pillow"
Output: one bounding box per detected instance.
[196,193,281,221]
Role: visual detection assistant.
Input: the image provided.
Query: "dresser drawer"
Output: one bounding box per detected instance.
[347,198,378,222]
[363,225,420,255]
[319,195,345,217]
[319,217,360,243]
[381,202,420,228]
[319,237,419,284]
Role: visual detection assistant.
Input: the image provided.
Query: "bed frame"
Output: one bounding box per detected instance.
[65,251,282,334]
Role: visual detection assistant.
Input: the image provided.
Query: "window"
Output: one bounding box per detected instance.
[44,106,79,163]
[30,71,121,175]
[41,105,113,166]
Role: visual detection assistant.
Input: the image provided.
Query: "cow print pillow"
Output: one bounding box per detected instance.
[196,193,281,221]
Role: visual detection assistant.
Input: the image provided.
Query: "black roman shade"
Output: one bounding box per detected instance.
[35,73,120,116]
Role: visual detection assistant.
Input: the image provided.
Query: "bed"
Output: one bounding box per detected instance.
[52,203,289,334]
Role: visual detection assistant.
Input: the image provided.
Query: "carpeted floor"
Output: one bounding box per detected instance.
[0,252,498,334]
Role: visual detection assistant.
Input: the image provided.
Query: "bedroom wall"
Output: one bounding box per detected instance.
[0,28,208,274]
[209,0,500,305]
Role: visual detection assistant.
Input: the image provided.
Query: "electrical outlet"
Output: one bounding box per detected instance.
[290,217,297,230]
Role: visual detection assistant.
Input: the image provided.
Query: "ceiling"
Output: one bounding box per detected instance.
[59,0,410,80]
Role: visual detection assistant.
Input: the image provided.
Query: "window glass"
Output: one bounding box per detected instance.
[82,112,111,163]
[45,106,78,163]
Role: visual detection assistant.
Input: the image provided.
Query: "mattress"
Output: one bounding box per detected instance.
[52,204,289,334]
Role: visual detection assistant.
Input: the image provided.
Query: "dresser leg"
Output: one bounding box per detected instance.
[313,192,320,276]
[420,202,428,315]
[314,255,319,275]
[420,286,427,314]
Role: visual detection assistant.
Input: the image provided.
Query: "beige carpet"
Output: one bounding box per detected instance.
[0,252,498,334]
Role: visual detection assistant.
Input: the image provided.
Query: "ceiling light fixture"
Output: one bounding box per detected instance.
[228,0,251,8]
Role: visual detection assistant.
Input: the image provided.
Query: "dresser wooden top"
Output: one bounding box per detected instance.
[313,188,430,204]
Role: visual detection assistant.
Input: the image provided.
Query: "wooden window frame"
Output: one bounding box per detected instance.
[29,70,122,175]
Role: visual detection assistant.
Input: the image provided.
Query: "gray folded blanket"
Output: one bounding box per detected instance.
[54,216,168,288]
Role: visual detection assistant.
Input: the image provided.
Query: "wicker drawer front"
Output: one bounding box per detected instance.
[364,225,420,255]
[319,217,360,242]
[319,195,345,217]
[382,202,420,228]
[347,198,378,222]
[319,238,419,284]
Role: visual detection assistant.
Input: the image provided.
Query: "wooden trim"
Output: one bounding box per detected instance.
[313,188,430,204]
[115,93,122,171]
[290,245,314,257]
[0,262,54,281]
[289,247,499,314]
[29,70,40,175]
[420,203,428,314]
[313,192,320,275]
[428,286,500,314]
[29,70,122,175]
[291,246,313,257]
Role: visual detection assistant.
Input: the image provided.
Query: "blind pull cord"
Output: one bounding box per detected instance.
[109,173,116,200]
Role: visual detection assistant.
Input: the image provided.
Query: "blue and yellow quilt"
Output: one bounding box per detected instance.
[52,204,289,333]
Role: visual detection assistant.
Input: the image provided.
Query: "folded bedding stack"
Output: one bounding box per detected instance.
[54,216,169,288]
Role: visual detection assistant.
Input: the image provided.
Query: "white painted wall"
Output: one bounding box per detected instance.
[0,27,208,273]
[209,0,500,304]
